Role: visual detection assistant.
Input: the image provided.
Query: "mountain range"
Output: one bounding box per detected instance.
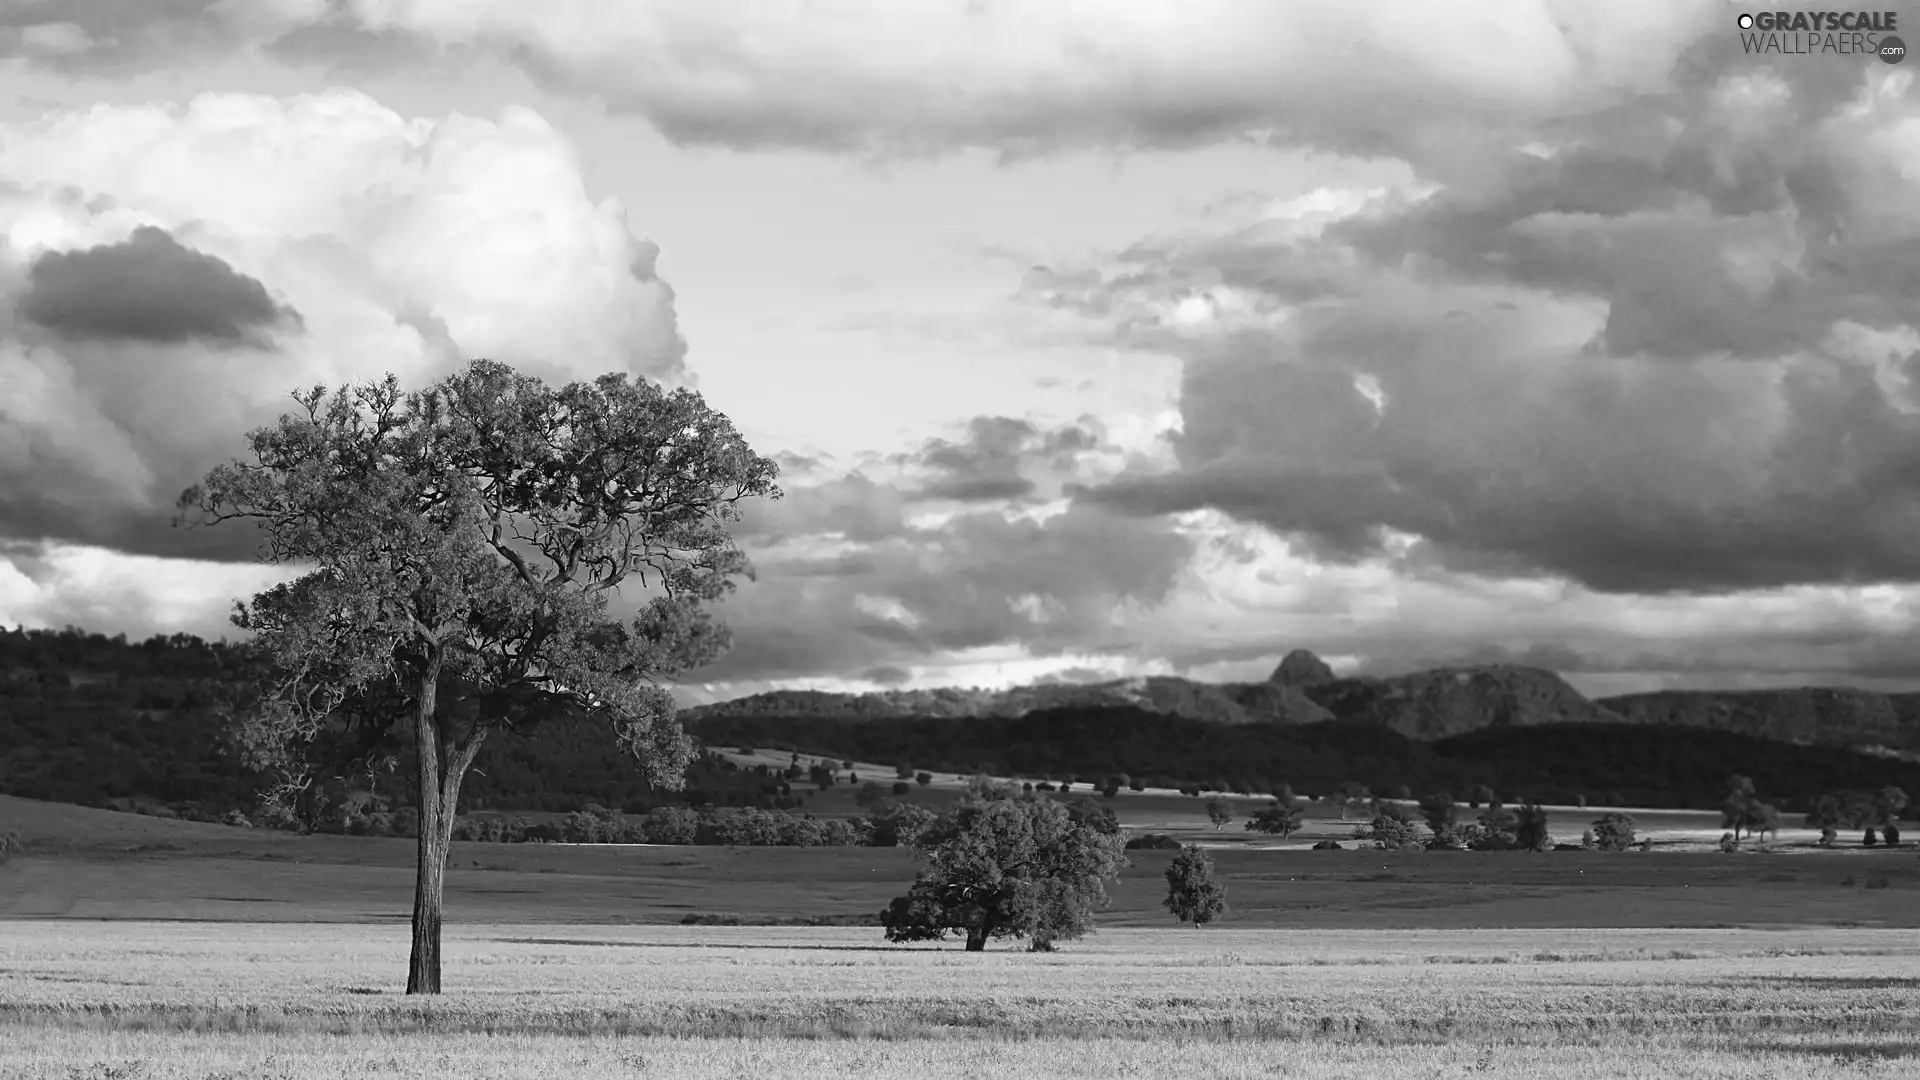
[686,650,1920,758]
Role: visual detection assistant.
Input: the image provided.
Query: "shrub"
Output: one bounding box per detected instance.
[1588,812,1636,851]
[895,762,914,779]
[1719,831,1740,853]
[1163,845,1227,928]
[915,771,933,787]
[1864,828,1880,847]
[221,809,253,829]
[892,781,912,796]
[855,781,888,809]
[1886,823,1903,847]
[1425,821,1469,851]
[1035,781,1055,792]
[1128,777,1146,792]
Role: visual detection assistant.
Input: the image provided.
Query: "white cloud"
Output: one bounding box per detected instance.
[312,0,1717,156]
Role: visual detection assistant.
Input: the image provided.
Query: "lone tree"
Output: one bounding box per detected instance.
[1205,797,1234,830]
[1163,844,1227,928]
[879,780,1127,951]
[179,360,779,993]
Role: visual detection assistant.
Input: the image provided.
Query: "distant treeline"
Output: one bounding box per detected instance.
[0,627,792,820]
[686,709,1920,814]
[6,626,1919,821]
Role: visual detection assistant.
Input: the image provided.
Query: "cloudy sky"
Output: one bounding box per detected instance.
[4,1,1920,703]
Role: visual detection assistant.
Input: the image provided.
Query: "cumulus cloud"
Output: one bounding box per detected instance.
[0,89,685,561]
[1055,52,1920,596]
[2,1,1717,159]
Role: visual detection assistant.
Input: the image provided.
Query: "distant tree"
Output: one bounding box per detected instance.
[178,359,777,994]
[1470,784,1496,809]
[1417,793,1457,834]
[1875,786,1910,827]
[1205,798,1234,830]
[1034,781,1056,792]
[893,781,912,796]
[1271,781,1296,805]
[1163,845,1227,928]
[1338,782,1371,821]
[879,785,1127,951]
[1721,776,1761,840]
[1107,773,1131,793]
[1515,802,1552,852]
[1244,798,1305,839]
[895,762,914,780]
[865,800,937,848]
[1128,776,1146,792]
[1471,804,1519,850]
[0,830,20,864]
[1864,827,1881,847]
[915,771,933,787]
[643,806,700,845]
[809,763,837,791]
[1357,813,1421,851]
[1390,784,1413,801]
[849,771,860,785]
[1588,812,1636,852]
[855,781,888,809]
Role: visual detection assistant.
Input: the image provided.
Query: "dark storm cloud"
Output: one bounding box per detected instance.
[20,226,303,347]
[907,415,1102,503]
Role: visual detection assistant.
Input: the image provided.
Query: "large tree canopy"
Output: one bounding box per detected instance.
[880,780,1128,952]
[179,359,779,992]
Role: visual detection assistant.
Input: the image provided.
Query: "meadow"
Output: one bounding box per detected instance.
[4,922,1920,1078]
[5,793,1920,1077]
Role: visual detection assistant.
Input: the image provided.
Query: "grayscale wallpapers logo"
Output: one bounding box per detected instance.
[1735,10,1904,60]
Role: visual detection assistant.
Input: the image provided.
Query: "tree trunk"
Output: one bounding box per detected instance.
[405,667,487,995]
[964,928,987,952]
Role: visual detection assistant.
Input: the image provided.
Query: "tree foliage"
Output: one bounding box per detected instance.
[879,784,1128,951]
[1587,812,1637,851]
[1244,797,1304,839]
[177,361,778,992]
[1205,797,1233,830]
[1163,844,1227,928]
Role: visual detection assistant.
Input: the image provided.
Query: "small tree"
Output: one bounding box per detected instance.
[1245,798,1305,839]
[1338,782,1371,821]
[180,360,777,993]
[1470,784,1496,809]
[1205,798,1234,830]
[879,786,1127,951]
[1417,792,1457,834]
[1472,804,1520,850]
[1721,776,1760,840]
[895,762,914,780]
[1515,802,1551,852]
[1163,845,1227,928]
[855,781,888,809]
[915,771,933,786]
[1588,812,1636,851]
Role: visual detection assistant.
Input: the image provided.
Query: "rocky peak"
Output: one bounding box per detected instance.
[1270,649,1336,689]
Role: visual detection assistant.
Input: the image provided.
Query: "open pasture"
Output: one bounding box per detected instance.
[3,922,1920,1078]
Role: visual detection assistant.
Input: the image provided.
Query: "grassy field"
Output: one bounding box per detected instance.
[6,793,1920,1076]
[4,922,1919,1077]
